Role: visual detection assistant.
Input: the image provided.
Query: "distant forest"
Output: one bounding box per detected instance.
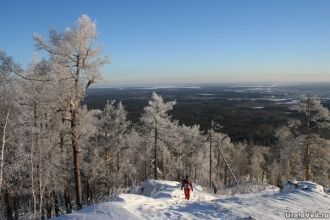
[85,87,330,146]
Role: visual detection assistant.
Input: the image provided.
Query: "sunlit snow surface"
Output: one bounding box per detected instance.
[55,180,330,220]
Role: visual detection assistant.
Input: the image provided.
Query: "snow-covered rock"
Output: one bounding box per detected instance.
[282,180,325,193]
[54,180,330,220]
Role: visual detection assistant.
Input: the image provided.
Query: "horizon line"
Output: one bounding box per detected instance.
[90,81,330,88]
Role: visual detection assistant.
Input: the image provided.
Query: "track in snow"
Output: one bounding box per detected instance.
[55,180,330,220]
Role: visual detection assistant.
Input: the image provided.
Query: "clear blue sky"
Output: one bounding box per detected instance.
[1,0,330,85]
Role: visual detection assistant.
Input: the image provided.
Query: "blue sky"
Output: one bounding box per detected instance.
[1,0,330,85]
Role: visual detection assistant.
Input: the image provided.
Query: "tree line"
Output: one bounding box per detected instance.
[0,15,329,219]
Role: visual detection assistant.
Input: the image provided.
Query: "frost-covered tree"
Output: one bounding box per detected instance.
[33,15,109,209]
[206,121,225,188]
[103,101,130,187]
[275,95,330,185]
[269,160,281,186]
[307,136,329,186]
[275,125,302,182]
[249,146,269,183]
[85,101,130,200]
[180,124,205,180]
[20,59,69,218]
[232,143,249,183]
[140,92,176,180]
[120,128,144,186]
[216,133,232,187]
[290,94,330,181]
[0,50,22,192]
[0,50,31,219]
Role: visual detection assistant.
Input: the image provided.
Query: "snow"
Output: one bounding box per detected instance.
[54,180,330,220]
[135,86,201,89]
[198,93,215,96]
[282,181,325,193]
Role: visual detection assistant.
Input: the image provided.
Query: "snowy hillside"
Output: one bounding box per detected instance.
[54,180,330,220]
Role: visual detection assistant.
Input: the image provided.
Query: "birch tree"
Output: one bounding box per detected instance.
[0,50,30,219]
[22,59,67,218]
[0,50,21,192]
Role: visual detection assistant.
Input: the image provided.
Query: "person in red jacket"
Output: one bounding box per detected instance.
[181,175,193,200]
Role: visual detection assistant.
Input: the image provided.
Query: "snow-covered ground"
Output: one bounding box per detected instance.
[54,180,330,220]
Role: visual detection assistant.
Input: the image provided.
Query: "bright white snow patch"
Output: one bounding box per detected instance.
[54,180,330,220]
[198,93,215,96]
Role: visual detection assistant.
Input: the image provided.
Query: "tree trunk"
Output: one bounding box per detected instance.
[54,193,60,217]
[216,153,220,184]
[39,193,44,219]
[219,147,241,193]
[71,109,82,209]
[209,133,212,188]
[224,164,228,186]
[86,179,89,205]
[90,182,94,205]
[41,208,45,220]
[31,105,37,215]
[31,146,36,215]
[144,143,147,181]
[5,191,13,220]
[261,166,266,183]
[64,188,72,213]
[154,126,158,180]
[194,167,197,183]
[13,195,18,220]
[46,199,52,219]
[304,141,311,181]
[60,131,64,153]
[64,137,72,214]
[305,94,311,181]
[71,55,83,210]
[115,150,120,187]
[39,127,43,219]
[162,156,166,180]
[0,110,10,191]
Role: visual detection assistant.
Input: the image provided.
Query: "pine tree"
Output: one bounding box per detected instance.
[140,92,176,180]
[291,94,330,181]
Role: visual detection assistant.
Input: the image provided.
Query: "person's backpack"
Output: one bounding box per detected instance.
[183,180,189,189]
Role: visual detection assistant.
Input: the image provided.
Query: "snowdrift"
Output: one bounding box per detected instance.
[282,180,325,193]
[141,180,181,198]
[55,180,330,220]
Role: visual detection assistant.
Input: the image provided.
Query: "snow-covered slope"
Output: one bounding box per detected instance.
[55,180,330,220]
